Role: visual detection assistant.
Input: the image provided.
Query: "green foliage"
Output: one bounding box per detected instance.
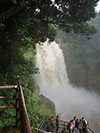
[0,0,99,130]
[0,87,55,130]
[0,7,58,88]
[0,0,99,37]
[0,8,57,130]
[0,89,16,127]
[24,88,55,133]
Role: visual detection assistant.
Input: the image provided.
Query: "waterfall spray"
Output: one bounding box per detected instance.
[35,40,100,133]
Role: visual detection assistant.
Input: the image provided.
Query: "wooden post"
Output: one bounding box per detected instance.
[16,86,19,128]
[64,122,65,130]
[19,85,31,133]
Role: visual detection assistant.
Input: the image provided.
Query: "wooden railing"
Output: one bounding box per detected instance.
[59,120,68,132]
[34,118,69,133]
[0,85,31,133]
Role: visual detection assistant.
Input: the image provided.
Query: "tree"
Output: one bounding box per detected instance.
[0,0,57,129]
[0,7,58,86]
[0,8,57,128]
[0,0,99,37]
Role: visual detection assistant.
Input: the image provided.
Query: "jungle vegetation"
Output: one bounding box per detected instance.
[0,0,99,132]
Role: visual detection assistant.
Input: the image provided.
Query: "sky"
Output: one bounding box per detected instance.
[95,0,100,12]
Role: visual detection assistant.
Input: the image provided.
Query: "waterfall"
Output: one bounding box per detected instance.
[35,40,100,133]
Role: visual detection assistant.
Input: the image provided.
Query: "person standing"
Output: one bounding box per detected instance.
[78,119,83,133]
[72,116,76,133]
[75,118,79,132]
[82,117,87,133]
[50,116,55,131]
[69,120,73,133]
[56,116,59,132]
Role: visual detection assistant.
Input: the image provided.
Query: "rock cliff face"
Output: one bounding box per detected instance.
[36,85,56,115]
[55,12,100,95]
[61,43,100,95]
[55,37,100,95]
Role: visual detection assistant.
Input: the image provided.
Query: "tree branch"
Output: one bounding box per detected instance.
[0,0,5,5]
[0,1,37,22]
[0,5,21,21]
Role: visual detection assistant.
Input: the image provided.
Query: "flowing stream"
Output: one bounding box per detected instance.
[35,40,100,133]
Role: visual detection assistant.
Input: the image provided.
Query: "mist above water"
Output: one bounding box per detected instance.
[35,41,100,132]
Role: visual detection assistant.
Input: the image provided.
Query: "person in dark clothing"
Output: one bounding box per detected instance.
[75,118,79,132]
[61,130,65,133]
[78,119,83,133]
[75,118,79,128]
[82,117,87,133]
[56,116,59,132]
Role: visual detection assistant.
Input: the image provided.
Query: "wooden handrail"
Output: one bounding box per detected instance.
[0,96,16,99]
[0,116,16,120]
[88,127,94,133]
[0,85,18,90]
[0,85,32,133]
[59,120,68,132]
[0,105,15,109]
[60,120,68,123]
[19,85,31,133]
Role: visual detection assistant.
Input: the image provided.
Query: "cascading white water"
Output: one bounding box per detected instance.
[35,40,100,133]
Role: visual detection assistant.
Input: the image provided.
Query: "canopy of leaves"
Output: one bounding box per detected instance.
[0,7,57,86]
[0,0,99,37]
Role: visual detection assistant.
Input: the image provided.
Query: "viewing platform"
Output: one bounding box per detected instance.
[0,85,94,133]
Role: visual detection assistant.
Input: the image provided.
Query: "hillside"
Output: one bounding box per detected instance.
[55,12,100,95]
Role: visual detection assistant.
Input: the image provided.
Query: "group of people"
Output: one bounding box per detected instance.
[50,116,59,132]
[68,116,89,133]
[49,115,88,133]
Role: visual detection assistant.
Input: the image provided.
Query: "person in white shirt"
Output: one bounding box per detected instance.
[72,116,76,133]
[69,120,73,133]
